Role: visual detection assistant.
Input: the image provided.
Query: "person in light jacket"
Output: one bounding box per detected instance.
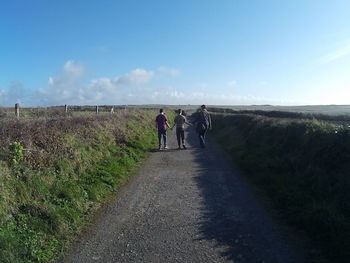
[172,109,191,149]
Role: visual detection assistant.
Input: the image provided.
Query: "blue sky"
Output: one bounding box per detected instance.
[1,0,350,106]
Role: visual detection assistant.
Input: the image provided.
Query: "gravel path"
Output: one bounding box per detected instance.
[62,126,305,263]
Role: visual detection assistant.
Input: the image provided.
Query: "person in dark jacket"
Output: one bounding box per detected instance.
[195,105,212,148]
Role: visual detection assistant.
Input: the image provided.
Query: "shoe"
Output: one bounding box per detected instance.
[182,145,187,149]
[163,145,168,149]
[178,146,181,149]
[158,145,161,150]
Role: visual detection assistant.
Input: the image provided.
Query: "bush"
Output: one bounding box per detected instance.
[9,142,24,165]
[0,109,161,262]
[210,113,350,263]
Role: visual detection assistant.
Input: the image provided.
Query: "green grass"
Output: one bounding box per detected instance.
[210,113,350,263]
[0,109,165,263]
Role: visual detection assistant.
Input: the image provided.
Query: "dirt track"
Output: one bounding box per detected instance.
[62,126,305,263]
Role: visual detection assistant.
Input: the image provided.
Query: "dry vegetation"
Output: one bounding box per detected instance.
[0,109,162,263]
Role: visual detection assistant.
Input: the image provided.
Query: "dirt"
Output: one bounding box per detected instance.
[61,126,306,263]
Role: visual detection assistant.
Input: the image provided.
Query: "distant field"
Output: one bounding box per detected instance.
[209,104,350,116]
[130,104,350,116]
[122,104,350,116]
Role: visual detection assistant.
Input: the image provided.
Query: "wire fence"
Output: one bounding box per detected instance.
[0,104,167,119]
[0,104,200,120]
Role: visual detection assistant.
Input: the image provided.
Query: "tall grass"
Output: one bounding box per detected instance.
[210,113,350,263]
[0,110,162,262]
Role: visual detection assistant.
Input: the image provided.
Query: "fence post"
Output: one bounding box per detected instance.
[15,103,20,119]
[96,105,99,114]
[65,104,68,113]
[110,107,114,114]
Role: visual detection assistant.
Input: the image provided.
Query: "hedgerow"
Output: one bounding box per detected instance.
[0,110,159,262]
[210,113,350,263]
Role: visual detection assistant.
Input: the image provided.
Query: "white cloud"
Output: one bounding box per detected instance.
[119,68,154,84]
[157,66,180,77]
[149,89,185,104]
[318,40,350,64]
[63,60,85,77]
[36,60,87,105]
[181,92,295,106]
[1,60,299,107]
[47,60,85,91]
[35,61,155,106]
[0,81,28,106]
[116,85,296,106]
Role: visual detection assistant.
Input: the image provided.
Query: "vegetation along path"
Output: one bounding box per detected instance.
[62,126,305,263]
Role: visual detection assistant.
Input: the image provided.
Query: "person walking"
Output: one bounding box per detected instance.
[172,109,191,149]
[155,108,171,150]
[195,105,212,148]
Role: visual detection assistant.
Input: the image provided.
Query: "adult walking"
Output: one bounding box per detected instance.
[172,109,191,149]
[155,108,171,150]
[195,105,212,148]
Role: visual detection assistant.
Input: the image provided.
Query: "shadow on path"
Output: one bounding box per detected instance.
[183,124,304,263]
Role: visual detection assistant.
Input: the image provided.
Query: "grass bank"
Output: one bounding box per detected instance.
[0,110,163,263]
[210,113,350,263]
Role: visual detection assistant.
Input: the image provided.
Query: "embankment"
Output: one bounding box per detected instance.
[0,110,161,263]
[210,113,350,263]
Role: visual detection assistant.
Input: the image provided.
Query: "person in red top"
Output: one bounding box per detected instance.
[155,108,171,150]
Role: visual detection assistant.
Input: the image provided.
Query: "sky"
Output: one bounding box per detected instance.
[1,0,350,106]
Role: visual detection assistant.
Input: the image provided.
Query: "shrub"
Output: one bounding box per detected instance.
[0,109,161,262]
[210,113,350,263]
[9,142,24,165]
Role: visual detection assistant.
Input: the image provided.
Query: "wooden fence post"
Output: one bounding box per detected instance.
[15,103,20,119]
[110,107,114,114]
[65,104,68,113]
[96,105,99,114]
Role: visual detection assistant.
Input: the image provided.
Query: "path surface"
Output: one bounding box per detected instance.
[63,127,305,263]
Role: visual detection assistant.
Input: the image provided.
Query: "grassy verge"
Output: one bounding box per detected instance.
[0,110,161,263]
[210,113,350,263]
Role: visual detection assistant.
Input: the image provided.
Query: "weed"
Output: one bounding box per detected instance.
[9,142,24,165]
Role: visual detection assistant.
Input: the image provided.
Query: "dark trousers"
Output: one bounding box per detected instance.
[158,129,167,146]
[198,128,208,148]
[176,127,185,147]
